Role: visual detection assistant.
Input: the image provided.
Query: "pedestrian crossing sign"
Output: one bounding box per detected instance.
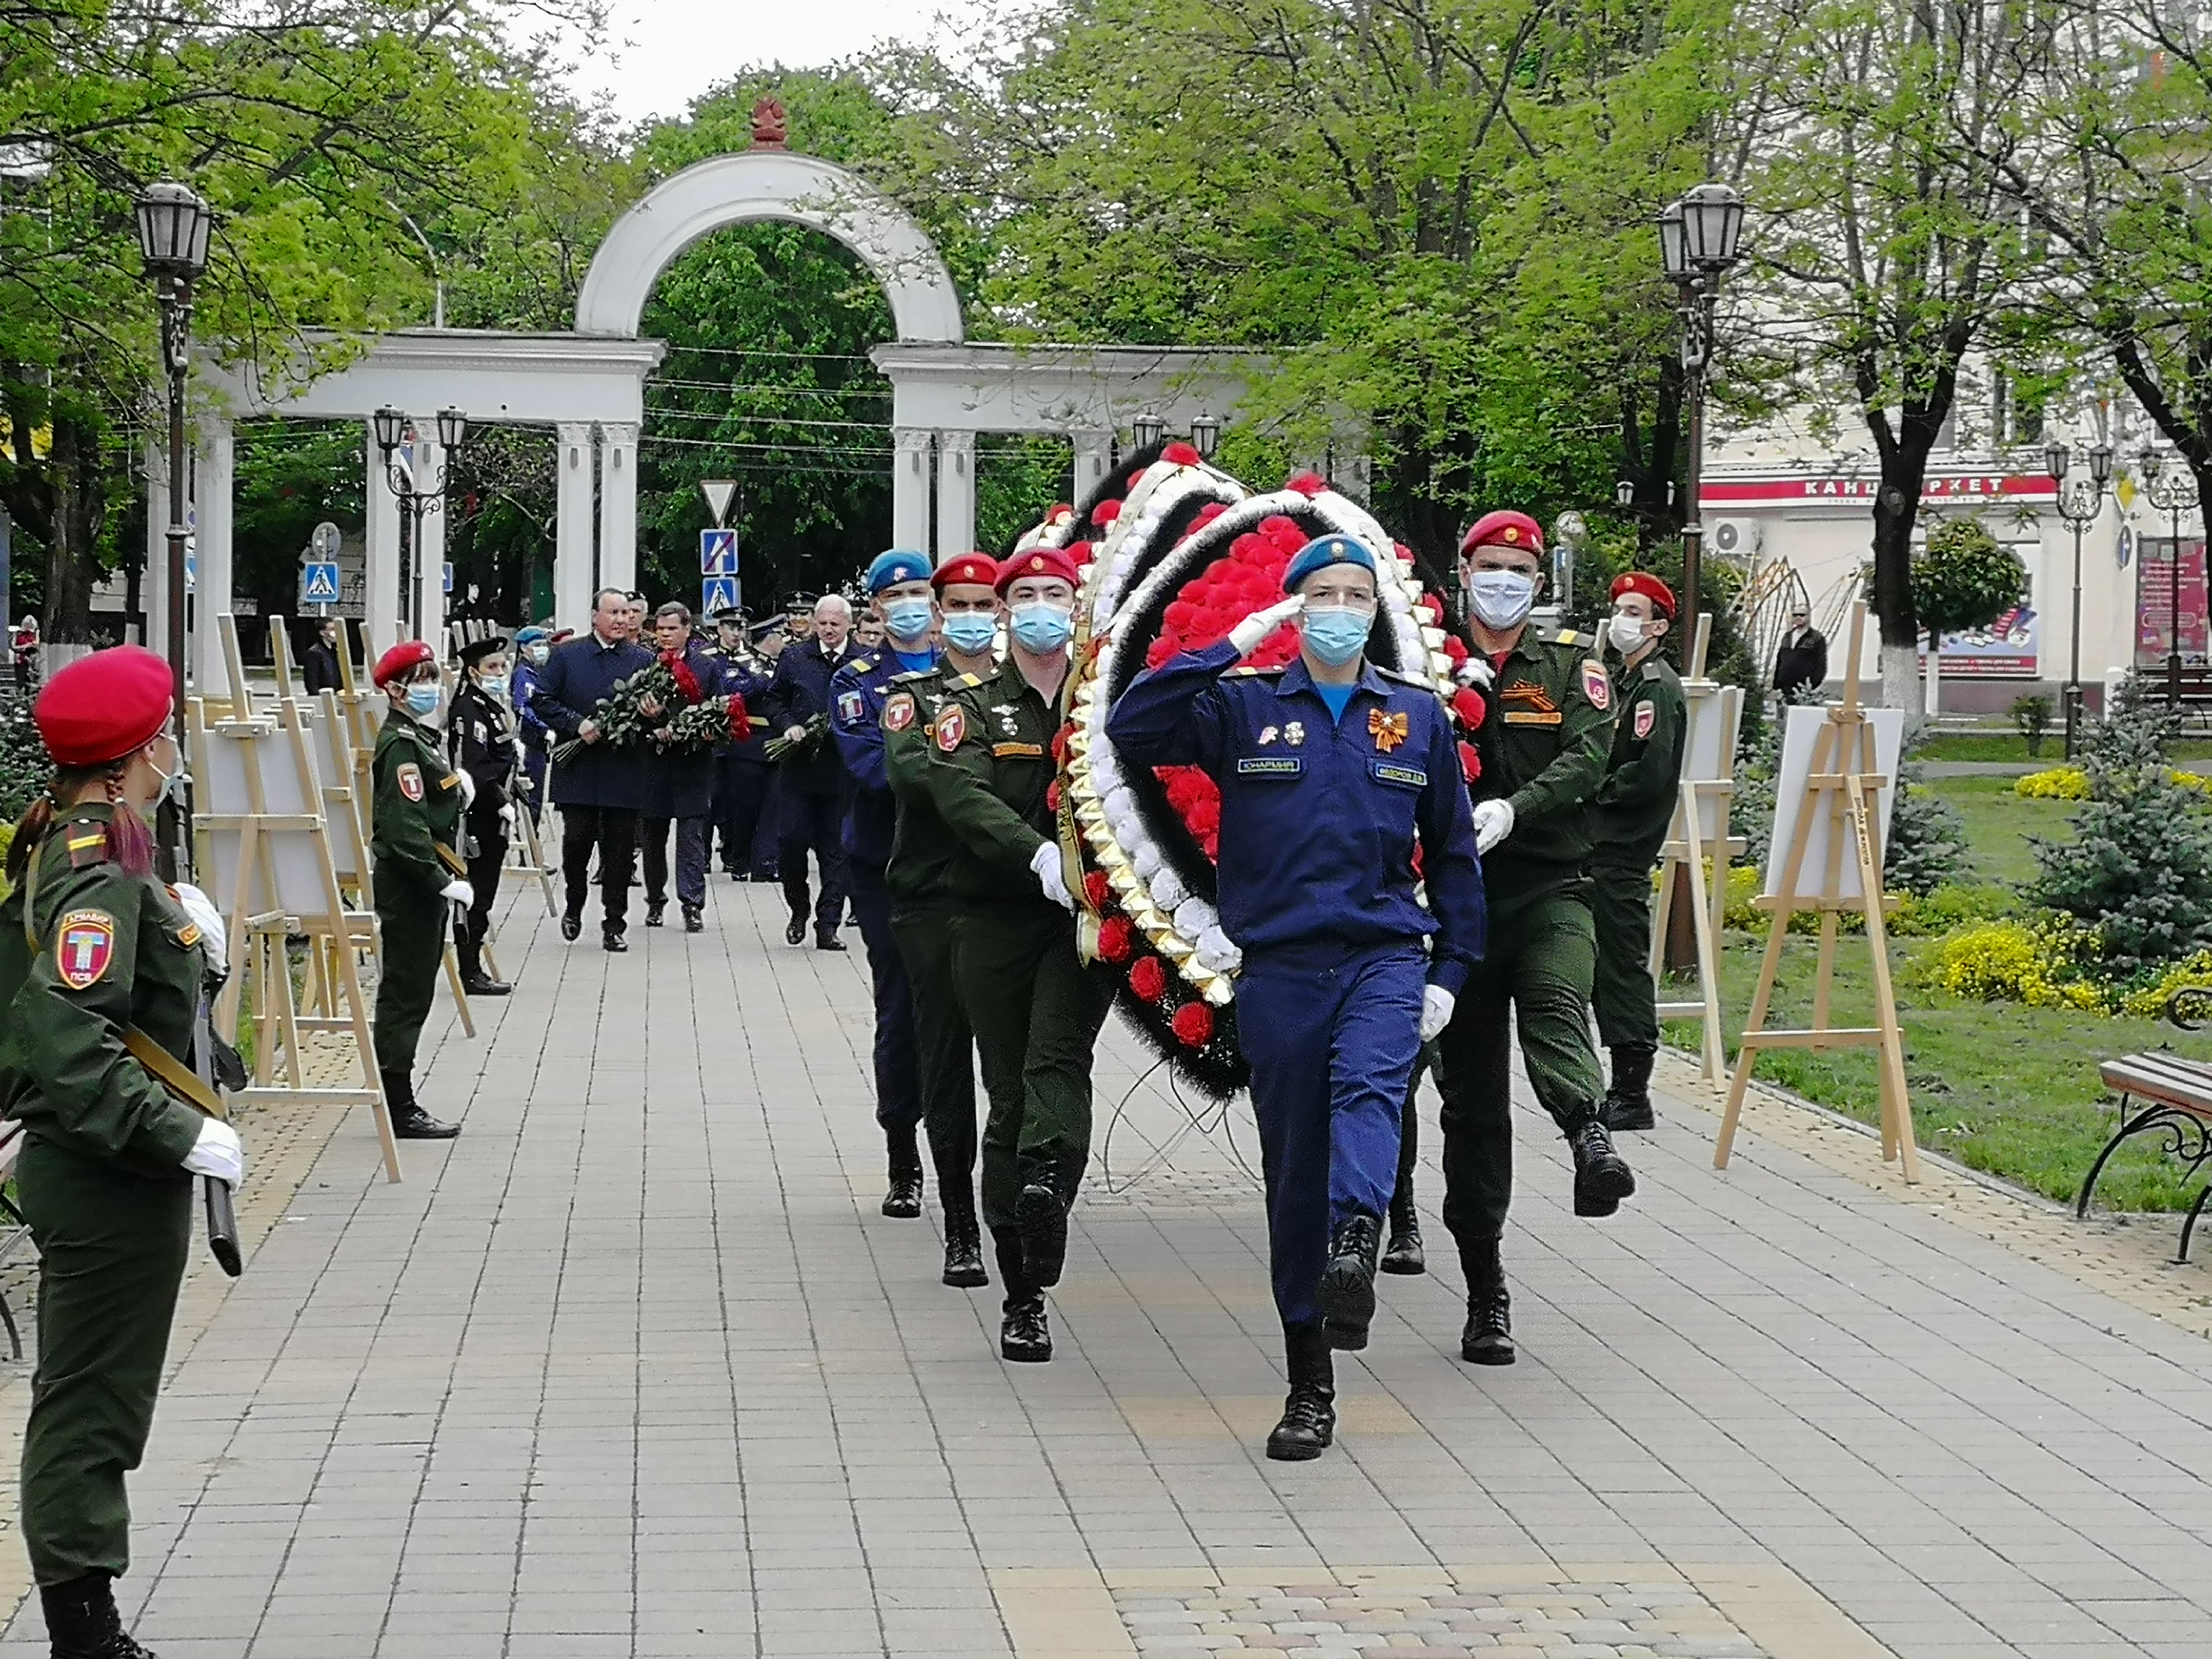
[300,562,341,603]
[702,574,741,615]
[700,528,740,576]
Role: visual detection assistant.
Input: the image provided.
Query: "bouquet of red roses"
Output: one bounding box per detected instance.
[551,654,749,763]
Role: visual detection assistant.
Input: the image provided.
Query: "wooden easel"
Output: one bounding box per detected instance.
[1651,613,1745,1080]
[1715,604,1917,1180]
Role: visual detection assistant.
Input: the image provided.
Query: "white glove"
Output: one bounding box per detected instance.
[1228,594,1306,656]
[1029,841,1076,911]
[1472,798,1516,853]
[498,802,517,827]
[456,769,477,808]
[1456,655,1495,690]
[440,879,476,909]
[183,1117,245,1186]
[1420,984,1457,1043]
[171,881,227,977]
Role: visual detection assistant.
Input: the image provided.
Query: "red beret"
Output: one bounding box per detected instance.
[34,644,173,767]
[372,640,437,688]
[1611,571,1677,617]
[934,553,999,592]
[1459,510,1545,559]
[996,547,1081,595]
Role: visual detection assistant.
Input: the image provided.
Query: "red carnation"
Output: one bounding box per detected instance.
[1129,955,1168,1003]
[1083,870,1110,910]
[1147,637,1176,670]
[1046,780,1062,812]
[1284,472,1328,497]
[1171,1001,1214,1046]
[1191,503,1228,533]
[1068,540,1095,567]
[1442,635,1469,667]
[727,695,753,744]
[1051,723,1073,761]
[1098,915,1136,963]
[1458,740,1481,784]
[661,651,704,705]
[1163,442,1202,466]
[1451,687,1487,729]
[1415,594,1443,625]
[1094,499,1122,525]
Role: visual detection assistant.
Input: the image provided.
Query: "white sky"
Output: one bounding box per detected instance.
[570,0,995,129]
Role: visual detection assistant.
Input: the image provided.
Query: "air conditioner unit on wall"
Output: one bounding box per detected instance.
[1709,517,1763,562]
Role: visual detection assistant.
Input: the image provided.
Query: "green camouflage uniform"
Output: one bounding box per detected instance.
[0,805,207,1585]
[1435,625,1616,1245]
[371,710,467,1076]
[1589,652,1689,1047]
[920,657,1111,1231]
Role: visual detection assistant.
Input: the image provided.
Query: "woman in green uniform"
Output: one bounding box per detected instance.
[0,644,244,1659]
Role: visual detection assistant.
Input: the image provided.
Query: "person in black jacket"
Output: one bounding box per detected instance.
[639,603,727,933]
[706,609,778,881]
[449,634,518,995]
[530,589,656,952]
[300,617,343,695]
[764,593,856,949]
[1773,607,1828,699]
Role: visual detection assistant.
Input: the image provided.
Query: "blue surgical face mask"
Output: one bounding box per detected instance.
[882,598,934,643]
[941,612,999,655]
[1302,606,1372,667]
[405,683,443,720]
[1010,603,1073,654]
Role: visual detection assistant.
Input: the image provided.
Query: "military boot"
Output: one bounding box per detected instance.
[993,1226,1051,1362]
[683,904,704,934]
[457,935,510,998]
[644,899,666,927]
[940,1200,989,1289]
[1566,1114,1635,1216]
[1016,1171,1069,1288]
[1381,1185,1425,1275]
[1264,1321,1337,1461]
[1458,1237,1515,1366]
[1317,1211,1382,1350]
[41,1571,157,1659]
[381,1068,459,1139]
[881,1126,924,1219]
[1602,1043,1657,1132]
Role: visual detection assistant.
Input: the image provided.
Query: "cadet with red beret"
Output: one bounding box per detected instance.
[1432,510,1635,1370]
[920,545,1113,1364]
[370,639,471,1139]
[0,646,245,1658]
[1591,572,1689,1132]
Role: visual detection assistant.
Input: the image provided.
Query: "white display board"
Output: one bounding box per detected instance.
[1677,682,1744,845]
[198,717,338,920]
[1761,704,1905,901]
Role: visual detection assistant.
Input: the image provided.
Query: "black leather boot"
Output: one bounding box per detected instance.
[1458,1236,1515,1366]
[881,1126,924,1219]
[1264,1321,1337,1461]
[1566,1114,1636,1217]
[940,1202,988,1288]
[1602,1043,1658,1132]
[683,904,704,934]
[382,1068,459,1139]
[784,908,807,946]
[993,1227,1050,1361]
[1317,1211,1382,1350]
[560,908,582,942]
[644,900,666,927]
[41,1572,157,1659]
[1381,1187,1424,1276]
[1016,1173,1069,1288]
[457,936,510,997]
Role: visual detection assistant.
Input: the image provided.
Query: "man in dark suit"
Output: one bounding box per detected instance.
[1773,607,1829,700]
[765,592,855,949]
[706,608,778,881]
[301,617,343,695]
[531,588,656,952]
[639,602,730,933]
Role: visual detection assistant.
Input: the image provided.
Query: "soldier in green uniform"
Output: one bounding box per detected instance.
[1434,510,1636,1369]
[0,645,245,1659]
[921,545,1112,1364]
[1590,573,1689,1133]
[370,640,470,1139]
[882,551,1003,1290]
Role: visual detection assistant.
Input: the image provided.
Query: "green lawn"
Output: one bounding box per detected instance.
[1922,774,2071,888]
[1918,731,2212,763]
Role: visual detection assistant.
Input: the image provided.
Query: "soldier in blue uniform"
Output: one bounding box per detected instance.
[1109,534,1486,1463]
[830,550,942,1221]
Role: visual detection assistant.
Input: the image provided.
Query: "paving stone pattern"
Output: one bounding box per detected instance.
[0,874,2203,1657]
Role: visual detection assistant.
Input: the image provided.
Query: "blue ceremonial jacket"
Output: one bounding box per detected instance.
[1107,639,1486,993]
[830,643,942,866]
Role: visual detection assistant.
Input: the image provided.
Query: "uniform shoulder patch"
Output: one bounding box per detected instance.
[54,908,117,991]
[1582,661,1611,711]
[887,667,934,686]
[935,705,967,752]
[947,672,986,691]
[397,761,424,802]
[1642,659,1667,682]
[1545,627,1582,647]
[836,688,866,724]
[65,827,110,869]
[1223,664,1282,678]
[883,691,916,732]
[1633,701,1656,739]
[1372,664,1427,686]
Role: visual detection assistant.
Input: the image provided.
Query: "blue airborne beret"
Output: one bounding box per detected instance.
[865,549,933,595]
[1282,533,1377,594]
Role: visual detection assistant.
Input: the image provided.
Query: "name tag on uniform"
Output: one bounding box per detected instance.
[1371,762,1427,788]
[1502,711,1562,726]
[1236,756,1302,777]
[992,741,1044,759]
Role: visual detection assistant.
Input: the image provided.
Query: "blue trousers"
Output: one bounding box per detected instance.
[1235,943,1425,1327]
[848,860,922,1134]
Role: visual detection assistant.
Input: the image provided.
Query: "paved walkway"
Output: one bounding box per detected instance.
[2,876,2209,1659]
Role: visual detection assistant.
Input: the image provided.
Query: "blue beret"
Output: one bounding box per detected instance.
[513,626,550,647]
[865,549,933,595]
[1281,533,1377,594]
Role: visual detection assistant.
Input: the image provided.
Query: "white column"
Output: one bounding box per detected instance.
[143,440,171,658]
[894,428,933,557]
[554,422,596,628]
[597,420,639,595]
[1071,429,1113,504]
[192,416,235,698]
[414,431,447,646]
[935,430,977,559]
[365,428,401,655]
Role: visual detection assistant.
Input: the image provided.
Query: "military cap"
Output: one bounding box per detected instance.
[784,592,815,614]
[864,550,933,595]
[933,552,998,592]
[34,644,173,766]
[1459,510,1545,558]
[457,634,510,668]
[513,625,551,648]
[1281,533,1377,594]
[1610,571,1677,618]
[372,639,438,688]
[995,546,1081,595]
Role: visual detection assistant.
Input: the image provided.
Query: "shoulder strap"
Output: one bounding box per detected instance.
[120,1026,226,1120]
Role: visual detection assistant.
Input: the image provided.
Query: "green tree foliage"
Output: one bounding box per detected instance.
[1913,517,2024,638]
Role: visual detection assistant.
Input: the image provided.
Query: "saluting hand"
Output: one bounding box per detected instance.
[1228,594,1305,657]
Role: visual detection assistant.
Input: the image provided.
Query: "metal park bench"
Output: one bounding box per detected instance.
[2080,989,2212,1262]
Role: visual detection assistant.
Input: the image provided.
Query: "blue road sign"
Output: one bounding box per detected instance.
[701,575,741,615]
[184,549,196,592]
[442,562,454,594]
[300,562,341,603]
[700,528,739,576]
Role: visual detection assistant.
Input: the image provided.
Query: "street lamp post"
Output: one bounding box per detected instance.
[373,405,468,641]
[1658,183,1746,673]
[134,182,213,731]
[2046,438,2112,758]
[2140,445,2192,705]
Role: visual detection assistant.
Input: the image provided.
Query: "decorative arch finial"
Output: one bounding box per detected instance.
[751,97,789,151]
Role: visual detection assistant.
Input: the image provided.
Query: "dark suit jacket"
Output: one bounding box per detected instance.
[301,642,342,696]
[764,638,855,797]
[641,643,726,819]
[1773,627,1828,697]
[534,632,656,809]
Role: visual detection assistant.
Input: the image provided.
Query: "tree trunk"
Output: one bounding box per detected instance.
[41,416,98,644]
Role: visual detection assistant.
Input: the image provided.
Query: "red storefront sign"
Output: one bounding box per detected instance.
[1702,473,2059,508]
[2137,538,2209,664]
